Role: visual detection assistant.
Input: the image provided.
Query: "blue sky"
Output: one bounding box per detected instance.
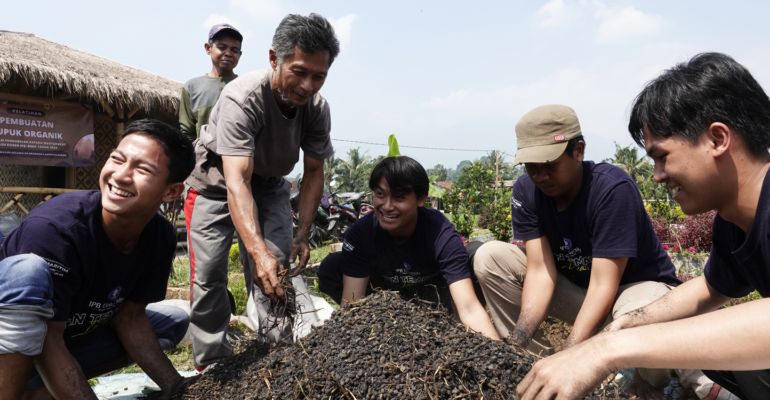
[5,0,770,177]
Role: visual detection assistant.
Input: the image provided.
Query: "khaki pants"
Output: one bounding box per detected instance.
[474,241,673,386]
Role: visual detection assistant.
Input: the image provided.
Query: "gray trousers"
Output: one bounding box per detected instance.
[184,177,292,367]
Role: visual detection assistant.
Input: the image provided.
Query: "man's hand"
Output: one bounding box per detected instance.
[252,251,285,303]
[516,337,615,400]
[163,375,199,399]
[601,313,631,333]
[287,235,311,277]
[508,326,533,349]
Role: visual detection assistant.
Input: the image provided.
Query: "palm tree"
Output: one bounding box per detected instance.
[324,153,343,192]
[609,142,652,182]
[336,148,372,192]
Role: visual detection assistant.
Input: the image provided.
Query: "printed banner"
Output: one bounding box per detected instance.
[0,93,95,167]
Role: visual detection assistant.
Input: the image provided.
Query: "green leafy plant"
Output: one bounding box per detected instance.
[387,134,401,157]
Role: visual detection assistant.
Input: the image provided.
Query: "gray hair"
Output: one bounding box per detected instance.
[272,13,340,67]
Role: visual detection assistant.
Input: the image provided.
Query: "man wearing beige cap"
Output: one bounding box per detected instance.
[474,104,680,395]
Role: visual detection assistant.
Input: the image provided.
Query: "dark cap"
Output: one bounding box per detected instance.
[208,24,243,42]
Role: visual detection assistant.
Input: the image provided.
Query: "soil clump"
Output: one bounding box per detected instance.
[161,291,627,399]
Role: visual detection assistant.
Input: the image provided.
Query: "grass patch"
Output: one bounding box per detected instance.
[309,242,331,264]
[167,255,190,288]
[228,273,248,316]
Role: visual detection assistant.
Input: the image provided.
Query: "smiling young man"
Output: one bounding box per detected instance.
[473,104,680,393]
[0,119,196,400]
[316,157,500,340]
[184,13,339,369]
[517,53,770,400]
[179,24,243,141]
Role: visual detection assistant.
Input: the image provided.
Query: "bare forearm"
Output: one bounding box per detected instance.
[612,276,730,330]
[566,285,617,347]
[227,182,269,256]
[34,344,96,400]
[296,162,324,237]
[114,317,180,393]
[512,270,555,345]
[458,304,501,340]
[602,298,770,372]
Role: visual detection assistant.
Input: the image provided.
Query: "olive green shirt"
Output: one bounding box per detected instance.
[179,74,238,141]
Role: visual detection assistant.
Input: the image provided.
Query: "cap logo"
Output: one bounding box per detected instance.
[554,135,566,142]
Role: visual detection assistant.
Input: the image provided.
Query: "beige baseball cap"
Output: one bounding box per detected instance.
[513,104,582,165]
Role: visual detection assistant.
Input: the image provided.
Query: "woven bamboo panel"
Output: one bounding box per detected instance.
[75,114,116,190]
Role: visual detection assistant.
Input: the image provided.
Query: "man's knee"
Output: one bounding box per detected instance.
[0,254,53,307]
[473,241,515,282]
[317,253,343,304]
[147,304,190,348]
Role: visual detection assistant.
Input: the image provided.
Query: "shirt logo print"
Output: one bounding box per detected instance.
[108,286,122,302]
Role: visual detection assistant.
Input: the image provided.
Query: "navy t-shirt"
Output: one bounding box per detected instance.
[705,169,770,298]
[0,191,176,340]
[340,207,471,288]
[511,161,679,288]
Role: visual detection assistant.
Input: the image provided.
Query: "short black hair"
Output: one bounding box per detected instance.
[564,135,585,158]
[120,119,195,184]
[369,156,429,199]
[629,52,770,158]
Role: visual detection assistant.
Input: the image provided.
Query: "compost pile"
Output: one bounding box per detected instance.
[166,291,628,399]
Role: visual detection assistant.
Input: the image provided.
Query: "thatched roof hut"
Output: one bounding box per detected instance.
[0,31,183,215]
[0,30,181,117]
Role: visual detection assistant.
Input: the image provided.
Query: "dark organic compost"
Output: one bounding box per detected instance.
[163,291,628,399]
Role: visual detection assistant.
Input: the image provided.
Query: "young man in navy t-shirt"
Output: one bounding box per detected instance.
[0,120,196,399]
[474,104,680,392]
[517,54,770,400]
[317,156,500,340]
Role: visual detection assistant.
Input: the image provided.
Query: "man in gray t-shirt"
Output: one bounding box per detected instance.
[184,13,340,370]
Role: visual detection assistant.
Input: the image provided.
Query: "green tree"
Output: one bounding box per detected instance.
[323,153,344,192]
[428,164,449,182]
[336,148,373,192]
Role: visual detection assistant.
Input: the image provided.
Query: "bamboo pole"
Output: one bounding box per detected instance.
[15,201,29,215]
[0,194,23,213]
[0,187,82,194]
[100,100,115,117]
[127,107,141,119]
[116,107,125,144]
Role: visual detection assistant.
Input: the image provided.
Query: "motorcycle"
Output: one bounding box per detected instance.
[326,191,373,240]
[290,190,336,248]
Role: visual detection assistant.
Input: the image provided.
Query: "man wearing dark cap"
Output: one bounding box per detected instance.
[179,23,243,141]
[184,13,339,372]
[473,104,680,395]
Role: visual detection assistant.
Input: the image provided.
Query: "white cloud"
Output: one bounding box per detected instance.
[533,1,663,43]
[229,0,283,21]
[202,14,243,31]
[594,4,663,44]
[329,14,358,50]
[536,0,573,28]
[202,14,252,40]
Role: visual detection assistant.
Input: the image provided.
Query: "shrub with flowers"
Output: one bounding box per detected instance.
[443,161,512,241]
[653,210,716,253]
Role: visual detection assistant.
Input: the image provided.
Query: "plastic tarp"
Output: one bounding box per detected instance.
[91,371,198,399]
[240,275,335,342]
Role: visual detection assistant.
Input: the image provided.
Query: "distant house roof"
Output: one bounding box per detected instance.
[503,180,516,188]
[434,181,453,190]
[0,31,182,115]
